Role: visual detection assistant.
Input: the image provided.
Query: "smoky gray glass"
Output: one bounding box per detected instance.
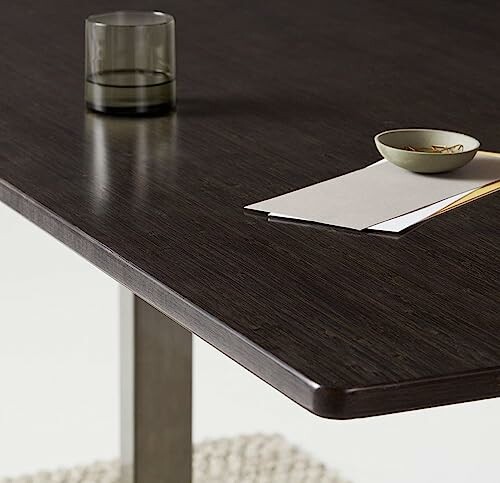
[85,11,176,115]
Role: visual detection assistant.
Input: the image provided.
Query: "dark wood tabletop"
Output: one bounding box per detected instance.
[1,0,499,419]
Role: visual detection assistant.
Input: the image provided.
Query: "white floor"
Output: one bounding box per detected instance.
[1,202,499,483]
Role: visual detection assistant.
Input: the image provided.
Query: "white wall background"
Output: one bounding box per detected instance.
[1,201,499,483]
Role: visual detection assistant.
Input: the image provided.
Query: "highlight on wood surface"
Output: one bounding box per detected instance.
[404,144,464,154]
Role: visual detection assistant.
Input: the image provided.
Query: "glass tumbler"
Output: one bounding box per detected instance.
[85,11,176,115]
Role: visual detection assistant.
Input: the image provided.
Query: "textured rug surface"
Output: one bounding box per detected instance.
[0,434,348,483]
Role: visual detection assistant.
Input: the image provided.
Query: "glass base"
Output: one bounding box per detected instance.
[86,102,175,116]
[85,70,176,117]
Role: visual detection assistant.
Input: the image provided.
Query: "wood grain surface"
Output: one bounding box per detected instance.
[1,0,499,418]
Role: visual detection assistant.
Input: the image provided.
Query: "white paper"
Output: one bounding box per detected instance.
[367,190,473,232]
[246,152,500,230]
[270,190,472,232]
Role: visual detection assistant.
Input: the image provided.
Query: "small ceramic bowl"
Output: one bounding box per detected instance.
[374,129,480,173]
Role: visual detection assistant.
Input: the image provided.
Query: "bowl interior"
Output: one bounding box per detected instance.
[376,130,480,154]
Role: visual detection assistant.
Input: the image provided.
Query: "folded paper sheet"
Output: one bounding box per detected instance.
[245,151,500,231]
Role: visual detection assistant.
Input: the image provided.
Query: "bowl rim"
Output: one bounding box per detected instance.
[374,128,481,155]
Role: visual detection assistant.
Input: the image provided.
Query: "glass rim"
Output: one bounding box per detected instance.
[86,10,174,27]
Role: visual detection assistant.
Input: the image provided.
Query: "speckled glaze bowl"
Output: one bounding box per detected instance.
[374,129,480,173]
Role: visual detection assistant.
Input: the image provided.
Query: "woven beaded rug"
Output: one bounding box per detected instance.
[0,434,348,483]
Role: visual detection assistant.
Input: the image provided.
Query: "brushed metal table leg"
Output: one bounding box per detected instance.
[120,287,192,483]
